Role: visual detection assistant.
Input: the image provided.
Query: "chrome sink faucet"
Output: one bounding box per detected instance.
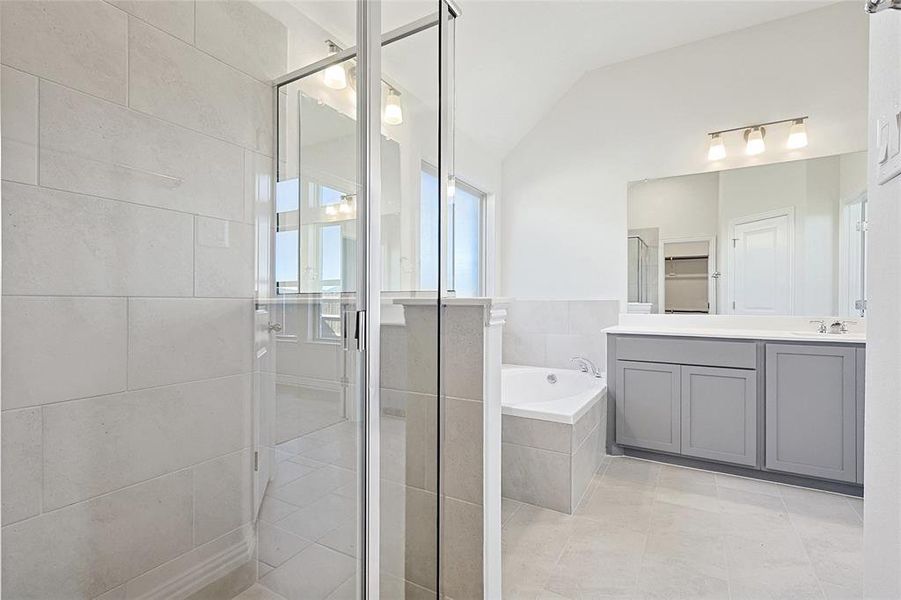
[809,320,827,333]
[829,320,856,334]
[571,356,602,378]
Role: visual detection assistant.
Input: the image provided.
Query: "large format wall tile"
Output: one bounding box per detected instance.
[42,374,250,509]
[2,182,194,296]
[0,66,38,184]
[128,298,252,389]
[195,1,287,82]
[0,0,127,103]
[193,450,253,546]
[1,470,193,599]
[108,0,195,44]
[128,18,273,154]
[392,305,484,400]
[1,407,42,525]
[444,397,484,505]
[1,296,127,409]
[501,442,572,513]
[443,498,484,600]
[39,81,245,221]
[194,217,255,298]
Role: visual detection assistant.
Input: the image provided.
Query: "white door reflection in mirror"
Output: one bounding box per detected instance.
[729,210,792,315]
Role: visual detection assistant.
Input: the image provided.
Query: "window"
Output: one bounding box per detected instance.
[275,177,352,343]
[419,165,486,296]
[275,178,353,295]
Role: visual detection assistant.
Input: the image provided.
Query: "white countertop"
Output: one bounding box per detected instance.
[604,325,865,344]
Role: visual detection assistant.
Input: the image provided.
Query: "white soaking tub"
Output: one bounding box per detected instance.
[501,364,608,513]
[501,364,606,424]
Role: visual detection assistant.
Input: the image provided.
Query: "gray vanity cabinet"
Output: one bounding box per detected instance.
[615,361,681,453]
[681,366,757,467]
[765,344,858,483]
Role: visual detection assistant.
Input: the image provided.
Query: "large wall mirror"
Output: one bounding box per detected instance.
[627,151,867,317]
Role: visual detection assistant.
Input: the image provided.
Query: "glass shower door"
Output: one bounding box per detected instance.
[257,2,458,598]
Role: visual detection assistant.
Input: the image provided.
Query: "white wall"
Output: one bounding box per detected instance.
[864,8,901,598]
[501,2,868,302]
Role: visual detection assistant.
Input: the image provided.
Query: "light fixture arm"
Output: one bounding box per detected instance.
[708,116,808,137]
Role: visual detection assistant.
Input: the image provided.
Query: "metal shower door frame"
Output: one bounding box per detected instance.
[270,1,461,597]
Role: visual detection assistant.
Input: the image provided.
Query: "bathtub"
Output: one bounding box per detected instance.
[501,364,606,424]
[501,364,608,514]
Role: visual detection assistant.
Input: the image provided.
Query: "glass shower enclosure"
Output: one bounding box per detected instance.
[255,1,458,597]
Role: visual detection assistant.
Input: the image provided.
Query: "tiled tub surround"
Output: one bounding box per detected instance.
[502,299,620,371]
[0,2,285,599]
[502,366,607,514]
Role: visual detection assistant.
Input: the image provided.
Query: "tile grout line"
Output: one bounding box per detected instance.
[781,494,831,600]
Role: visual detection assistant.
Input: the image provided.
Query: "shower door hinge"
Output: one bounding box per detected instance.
[253,451,260,472]
[856,219,869,232]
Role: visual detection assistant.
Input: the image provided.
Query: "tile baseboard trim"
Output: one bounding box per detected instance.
[129,525,255,600]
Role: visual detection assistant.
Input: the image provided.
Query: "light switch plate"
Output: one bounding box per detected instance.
[877,101,901,185]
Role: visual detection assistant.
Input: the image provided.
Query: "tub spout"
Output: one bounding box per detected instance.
[571,356,602,378]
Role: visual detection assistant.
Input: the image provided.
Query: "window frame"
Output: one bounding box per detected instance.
[419,162,488,296]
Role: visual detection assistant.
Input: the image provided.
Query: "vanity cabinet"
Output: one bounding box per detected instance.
[681,366,757,467]
[614,336,758,466]
[607,332,865,490]
[616,361,681,453]
[765,344,858,483]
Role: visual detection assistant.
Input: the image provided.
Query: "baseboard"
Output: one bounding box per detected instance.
[126,524,257,600]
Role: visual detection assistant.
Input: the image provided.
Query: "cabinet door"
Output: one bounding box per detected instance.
[680,366,757,466]
[766,344,857,482]
[616,361,681,453]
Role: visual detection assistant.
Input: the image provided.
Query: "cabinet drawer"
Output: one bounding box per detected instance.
[615,335,757,369]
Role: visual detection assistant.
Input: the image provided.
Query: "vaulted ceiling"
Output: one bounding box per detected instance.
[286,0,846,158]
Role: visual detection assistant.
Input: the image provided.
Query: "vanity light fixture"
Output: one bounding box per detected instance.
[786,119,809,149]
[707,134,727,161]
[323,41,348,90]
[384,87,404,125]
[707,116,808,161]
[744,127,766,156]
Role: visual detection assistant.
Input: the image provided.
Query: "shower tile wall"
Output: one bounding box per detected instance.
[0,2,285,598]
[502,300,620,371]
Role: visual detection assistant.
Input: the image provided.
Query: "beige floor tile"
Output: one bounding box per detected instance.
[502,497,524,526]
[501,457,862,600]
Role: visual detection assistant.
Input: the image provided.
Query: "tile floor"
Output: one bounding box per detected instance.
[251,414,416,600]
[502,456,864,600]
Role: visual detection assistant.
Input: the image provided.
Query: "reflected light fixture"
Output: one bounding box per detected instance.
[786,118,809,149]
[323,41,347,90]
[744,126,766,156]
[325,204,338,217]
[707,134,726,161]
[338,195,354,215]
[384,88,403,125]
